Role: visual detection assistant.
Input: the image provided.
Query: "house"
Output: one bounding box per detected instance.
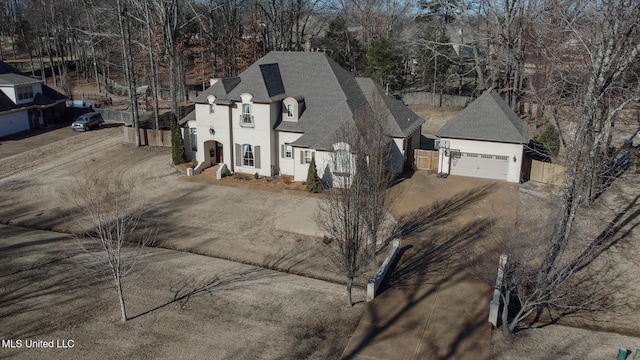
[436,89,529,183]
[0,61,67,137]
[182,51,424,185]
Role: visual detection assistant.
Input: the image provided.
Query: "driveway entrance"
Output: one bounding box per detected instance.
[342,171,519,359]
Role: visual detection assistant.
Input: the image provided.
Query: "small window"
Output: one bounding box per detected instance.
[304,150,312,164]
[286,104,294,117]
[17,85,33,101]
[284,144,292,158]
[209,104,215,114]
[241,103,253,126]
[189,128,197,151]
[242,144,254,167]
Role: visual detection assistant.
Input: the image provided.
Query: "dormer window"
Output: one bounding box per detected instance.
[283,96,304,122]
[207,95,216,114]
[17,86,33,101]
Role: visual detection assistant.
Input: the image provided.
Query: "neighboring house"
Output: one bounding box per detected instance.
[436,89,529,183]
[182,51,424,186]
[0,60,67,137]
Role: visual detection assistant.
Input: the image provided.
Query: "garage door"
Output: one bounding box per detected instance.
[450,152,509,180]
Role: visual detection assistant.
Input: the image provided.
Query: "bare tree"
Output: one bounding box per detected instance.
[535,0,639,293]
[354,90,397,256]
[63,164,156,322]
[316,121,371,307]
[471,209,620,335]
[316,93,398,305]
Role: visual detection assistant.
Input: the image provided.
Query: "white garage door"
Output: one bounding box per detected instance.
[450,152,509,180]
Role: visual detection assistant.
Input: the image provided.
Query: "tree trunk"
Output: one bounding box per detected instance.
[116,276,127,322]
[117,0,140,147]
[346,276,353,307]
[144,1,159,130]
[501,289,510,335]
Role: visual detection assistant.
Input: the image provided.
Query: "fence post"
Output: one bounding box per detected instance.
[489,254,508,327]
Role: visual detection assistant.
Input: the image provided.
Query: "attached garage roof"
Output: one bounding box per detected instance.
[438,89,529,144]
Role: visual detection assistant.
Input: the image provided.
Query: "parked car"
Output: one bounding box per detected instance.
[71,112,104,131]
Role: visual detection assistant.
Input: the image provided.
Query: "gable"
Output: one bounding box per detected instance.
[437,90,529,144]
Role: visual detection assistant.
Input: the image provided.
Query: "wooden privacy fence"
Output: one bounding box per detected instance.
[528,159,566,186]
[123,126,172,147]
[414,149,439,171]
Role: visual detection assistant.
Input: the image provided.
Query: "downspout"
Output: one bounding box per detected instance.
[228,102,235,172]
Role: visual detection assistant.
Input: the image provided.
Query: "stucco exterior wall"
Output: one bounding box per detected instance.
[438,138,524,183]
[193,99,275,177]
[391,138,405,174]
[231,101,273,176]
[194,102,230,167]
[276,131,303,176]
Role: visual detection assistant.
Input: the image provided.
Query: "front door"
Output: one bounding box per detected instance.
[216,142,223,163]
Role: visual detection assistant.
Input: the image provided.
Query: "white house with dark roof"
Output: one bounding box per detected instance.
[436,89,529,183]
[0,60,67,137]
[183,51,424,185]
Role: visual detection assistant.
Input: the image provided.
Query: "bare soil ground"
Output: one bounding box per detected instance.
[0,128,366,359]
[0,225,362,360]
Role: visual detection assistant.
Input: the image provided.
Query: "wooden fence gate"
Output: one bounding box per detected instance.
[414,149,439,171]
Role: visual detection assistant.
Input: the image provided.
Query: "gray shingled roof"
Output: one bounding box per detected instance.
[356,78,424,138]
[193,77,241,104]
[195,51,425,151]
[0,73,40,86]
[437,89,529,144]
[179,109,196,126]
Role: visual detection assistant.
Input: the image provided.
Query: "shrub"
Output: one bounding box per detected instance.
[533,123,561,157]
[170,113,186,165]
[305,156,323,193]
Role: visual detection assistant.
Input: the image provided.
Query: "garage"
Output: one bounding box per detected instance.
[435,89,529,183]
[450,152,509,180]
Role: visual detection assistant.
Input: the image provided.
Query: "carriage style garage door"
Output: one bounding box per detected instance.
[450,152,509,180]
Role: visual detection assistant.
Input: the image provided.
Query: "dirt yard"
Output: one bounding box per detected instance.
[0,224,362,360]
[0,127,366,359]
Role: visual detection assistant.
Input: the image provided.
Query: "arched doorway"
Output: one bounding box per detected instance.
[204,140,223,166]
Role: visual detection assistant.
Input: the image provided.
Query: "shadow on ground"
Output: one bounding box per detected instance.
[342,184,497,360]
